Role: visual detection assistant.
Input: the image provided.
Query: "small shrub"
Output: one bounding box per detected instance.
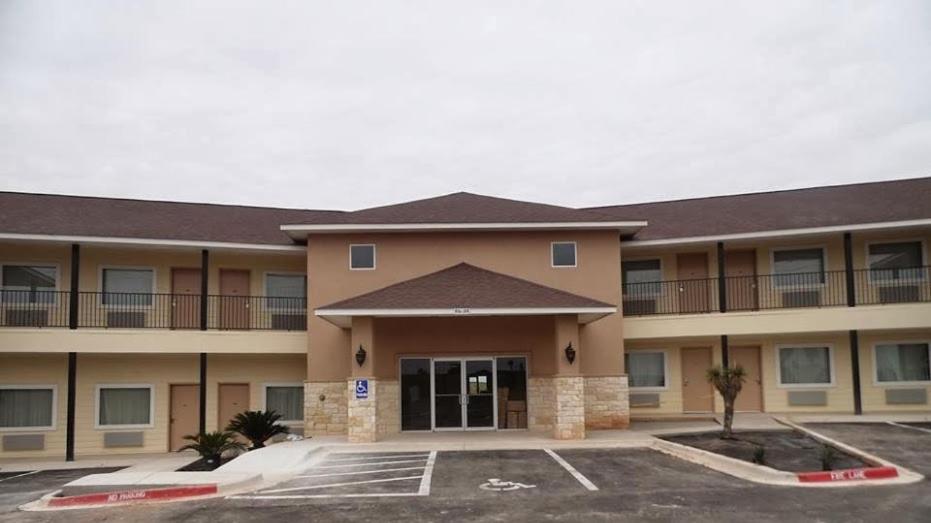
[706,365,746,439]
[179,431,245,470]
[226,410,290,449]
[752,446,766,465]
[820,445,838,471]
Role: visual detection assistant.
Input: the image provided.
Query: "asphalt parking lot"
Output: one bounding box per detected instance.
[3,439,931,522]
[804,422,931,476]
[0,467,123,521]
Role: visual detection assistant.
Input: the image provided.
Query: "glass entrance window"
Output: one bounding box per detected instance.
[400,358,431,430]
[495,357,528,429]
[433,360,462,429]
[465,360,494,428]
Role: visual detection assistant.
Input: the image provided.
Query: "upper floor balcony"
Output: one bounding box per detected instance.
[622,266,931,316]
[0,290,306,330]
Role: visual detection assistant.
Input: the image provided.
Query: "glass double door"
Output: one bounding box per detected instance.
[433,358,495,430]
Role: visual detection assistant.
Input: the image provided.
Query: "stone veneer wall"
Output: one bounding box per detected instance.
[584,376,630,429]
[527,377,555,433]
[376,380,400,437]
[304,381,348,436]
[553,376,585,439]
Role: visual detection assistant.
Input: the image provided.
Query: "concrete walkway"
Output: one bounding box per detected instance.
[0,451,198,474]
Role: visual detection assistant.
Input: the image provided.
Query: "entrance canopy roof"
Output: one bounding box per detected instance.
[315,263,616,327]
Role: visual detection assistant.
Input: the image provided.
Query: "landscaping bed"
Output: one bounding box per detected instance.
[663,430,869,472]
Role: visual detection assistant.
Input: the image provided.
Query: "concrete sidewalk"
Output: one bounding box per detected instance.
[0,451,198,474]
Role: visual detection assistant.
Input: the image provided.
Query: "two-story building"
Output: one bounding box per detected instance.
[1,177,929,460]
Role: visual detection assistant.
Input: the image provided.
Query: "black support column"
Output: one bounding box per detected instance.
[844,232,856,307]
[68,244,80,329]
[717,241,727,313]
[66,353,77,461]
[199,249,209,331]
[721,335,729,368]
[849,330,863,415]
[199,353,207,434]
[844,232,863,414]
[199,250,209,433]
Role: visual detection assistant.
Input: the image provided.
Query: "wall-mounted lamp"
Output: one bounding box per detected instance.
[355,345,367,367]
[564,342,576,365]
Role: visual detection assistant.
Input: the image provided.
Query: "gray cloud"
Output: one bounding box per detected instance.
[1,0,929,210]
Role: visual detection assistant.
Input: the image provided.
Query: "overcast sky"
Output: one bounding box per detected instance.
[1,1,929,211]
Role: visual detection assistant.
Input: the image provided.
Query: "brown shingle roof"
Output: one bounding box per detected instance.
[285,192,631,225]
[0,192,343,246]
[317,263,615,310]
[589,177,931,242]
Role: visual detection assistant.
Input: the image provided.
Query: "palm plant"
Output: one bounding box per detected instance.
[179,431,245,469]
[226,410,290,449]
[706,365,746,439]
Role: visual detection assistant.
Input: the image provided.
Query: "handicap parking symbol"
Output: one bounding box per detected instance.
[479,478,536,492]
[355,379,369,399]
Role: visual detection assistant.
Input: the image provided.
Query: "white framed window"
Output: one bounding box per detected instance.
[0,385,57,431]
[100,267,156,307]
[262,383,304,423]
[867,241,926,283]
[624,350,667,390]
[264,273,307,310]
[551,242,577,268]
[771,247,826,288]
[95,384,154,429]
[873,342,931,385]
[622,259,663,296]
[349,244,376,270]
[776,345,834,388]
[1,264,59,305]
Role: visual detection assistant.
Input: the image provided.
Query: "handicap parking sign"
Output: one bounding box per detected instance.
[355,379,369,399]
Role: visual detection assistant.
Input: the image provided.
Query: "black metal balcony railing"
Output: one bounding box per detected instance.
[622,266,931,316]
[0,291,307,330]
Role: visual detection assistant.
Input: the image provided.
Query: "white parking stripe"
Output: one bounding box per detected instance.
[297,466,426,478]
[0,470,39,483]
[325,453,430,462]
[259,475,423,494]
[544,449,599,491]
[889,421,931,434]
[231,492,424,499]
[316,458,428,469]
[417,451,437,495]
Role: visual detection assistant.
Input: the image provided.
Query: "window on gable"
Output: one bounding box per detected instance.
[350,245,376,270]
[552,242,577,267]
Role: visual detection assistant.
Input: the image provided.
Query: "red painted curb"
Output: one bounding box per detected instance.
[797,466,898,483]
[47,484,219,507]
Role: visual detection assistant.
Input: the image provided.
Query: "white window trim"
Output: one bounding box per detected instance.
[625,349,669,391]
[864,239,928,286]
[94,384,155,429]
[550,241,578,268]
[769,246,828,290]
[871,340,931,387]
[0,384,58,432]
[262,271,307,312]
[349,244,376,271]
[775,344,836,389]
[261,382,304,425]
[97,265,158,309]
[0,262,62,308]
[622,257,665,298]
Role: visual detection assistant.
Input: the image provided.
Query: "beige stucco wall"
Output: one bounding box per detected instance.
[306,231,624,382]
[0,353,306,458]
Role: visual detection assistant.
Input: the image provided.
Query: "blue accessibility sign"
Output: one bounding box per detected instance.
[355,379,369,399]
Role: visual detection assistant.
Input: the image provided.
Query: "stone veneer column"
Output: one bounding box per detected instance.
[552,315,585,440]
[347,378,378,443]
[553,376,585,439]
[346,316,378,443]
